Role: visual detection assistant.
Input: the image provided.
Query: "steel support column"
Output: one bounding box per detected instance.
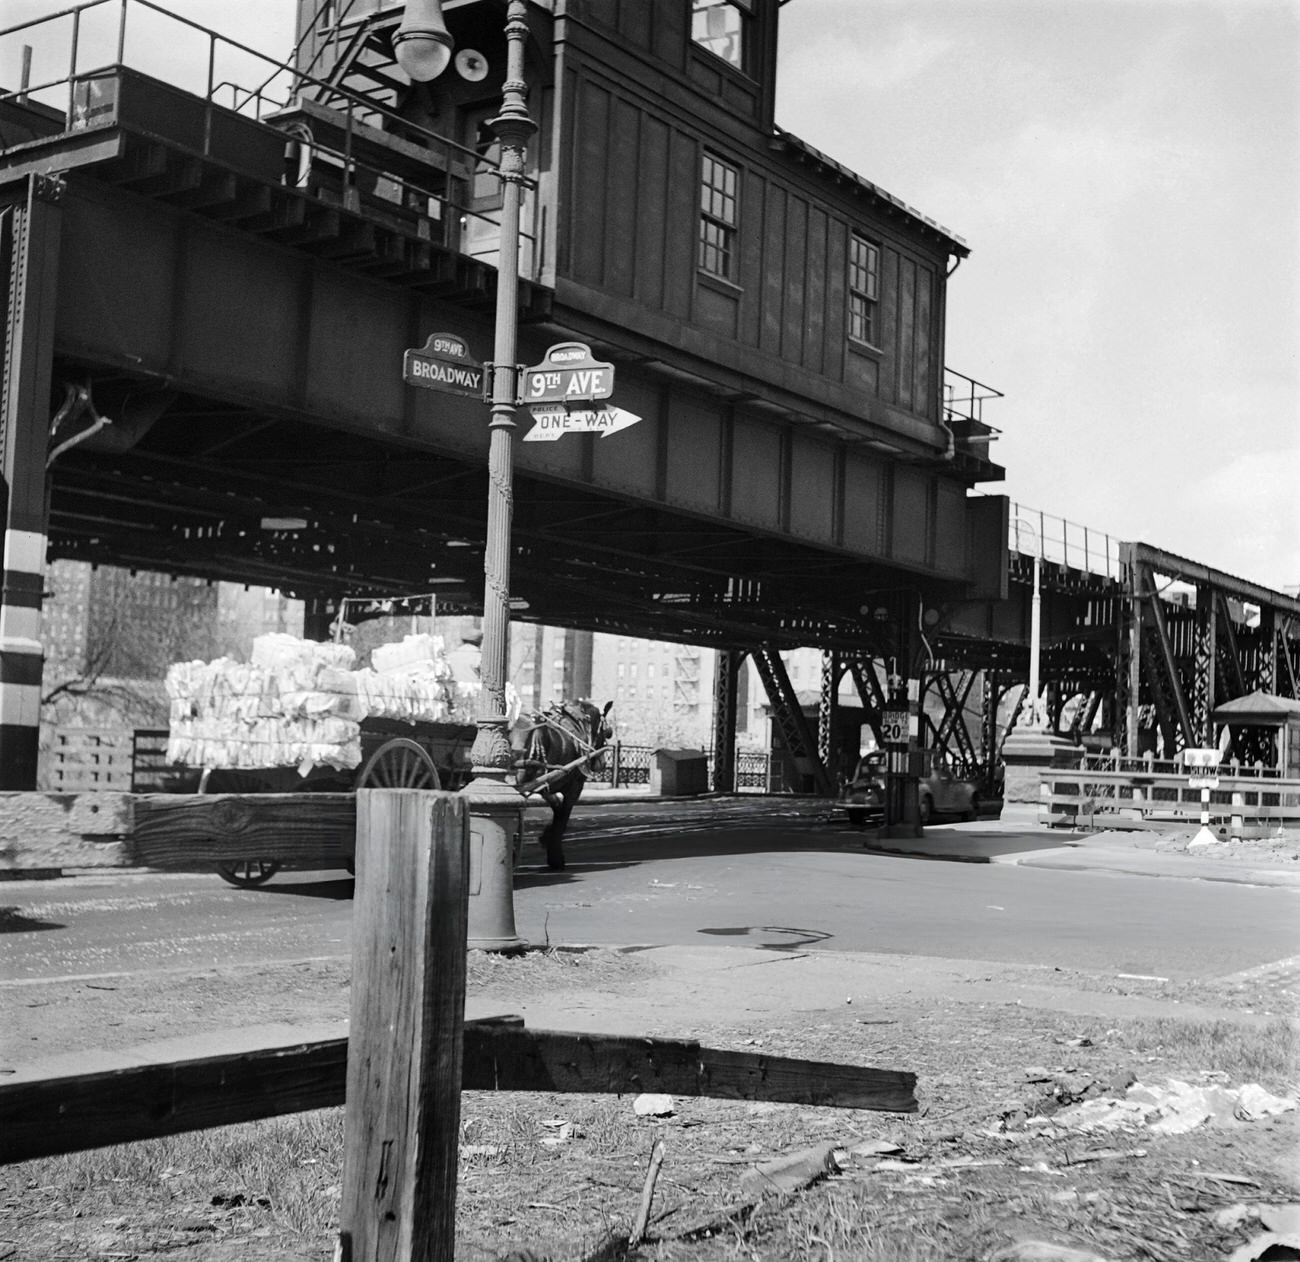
[1257,607,1277,696]
[1192,583,1216,745]
[752,645,832,796]
[0,176,63,789]
[711,647,742,793]
[817,650,838,778]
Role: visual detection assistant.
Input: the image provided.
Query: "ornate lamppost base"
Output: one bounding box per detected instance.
[462,766,526,952]
[461,719,525,951]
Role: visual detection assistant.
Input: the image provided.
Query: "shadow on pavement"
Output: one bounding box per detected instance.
[245,874,357,900]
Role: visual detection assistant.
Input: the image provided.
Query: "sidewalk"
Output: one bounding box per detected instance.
[860,802,1300,888]
[576,791,1300,887]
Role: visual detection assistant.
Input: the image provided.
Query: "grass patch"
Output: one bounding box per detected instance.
[4,1110,344,1256]
[1123,1016,1299,1088]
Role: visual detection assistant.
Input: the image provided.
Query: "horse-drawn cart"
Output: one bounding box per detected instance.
[165,633,611,884]
[198,716,477,886]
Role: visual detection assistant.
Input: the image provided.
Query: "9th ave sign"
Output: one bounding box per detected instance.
[402,333,485,398]
[522,342,614,404]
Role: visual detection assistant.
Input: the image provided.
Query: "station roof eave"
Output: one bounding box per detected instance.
[769,128,970,260]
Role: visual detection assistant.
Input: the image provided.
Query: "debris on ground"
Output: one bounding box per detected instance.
[632,1093,675,1117]
[1042,1078,1297,1136]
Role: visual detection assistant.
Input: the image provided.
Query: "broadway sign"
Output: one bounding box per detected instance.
[402,333,485,398]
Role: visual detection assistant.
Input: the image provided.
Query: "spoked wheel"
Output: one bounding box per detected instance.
[203,770,283,889]
[215,858,282,888]
[356,738,441,790]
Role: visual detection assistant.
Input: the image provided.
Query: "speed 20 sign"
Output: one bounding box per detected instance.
[880,709,909,747]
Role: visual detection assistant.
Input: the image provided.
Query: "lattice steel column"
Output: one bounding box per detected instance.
[1257,608,1277,696]
[0,177,63,790]
[818,650,838,779]
[711,648,742,793]
[752,646,832,796]
[1192,584,1217,746]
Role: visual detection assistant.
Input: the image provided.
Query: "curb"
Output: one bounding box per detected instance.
[857,840,1300,888]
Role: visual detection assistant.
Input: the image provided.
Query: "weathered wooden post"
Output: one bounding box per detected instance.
[339,789,469,1262]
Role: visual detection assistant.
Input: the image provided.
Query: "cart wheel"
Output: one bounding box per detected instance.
[215,859,282,888]
[203,773,283,888]
[356,738,441,790]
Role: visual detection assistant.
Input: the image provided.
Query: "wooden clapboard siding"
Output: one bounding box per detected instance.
[555,62,949,440]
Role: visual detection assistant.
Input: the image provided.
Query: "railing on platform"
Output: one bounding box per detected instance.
[1041,764,1300,835]
[1079,752,1286,781]
[0,0,540,276]
[1003,499,1121,580]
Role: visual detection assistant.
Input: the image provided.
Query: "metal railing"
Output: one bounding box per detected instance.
[1041,765,1300,831]
[1006,499,1121,581]
[0,0,540,276]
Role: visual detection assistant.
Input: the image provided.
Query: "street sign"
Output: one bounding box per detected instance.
[403,333,485,398]
[523,405,641,442]
[522,342,614,404]
[880,709,909,747]
[1184,747,1221,790]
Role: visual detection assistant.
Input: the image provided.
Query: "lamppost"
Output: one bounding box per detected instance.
[396,0,534,949]
[1012,516,1043,731]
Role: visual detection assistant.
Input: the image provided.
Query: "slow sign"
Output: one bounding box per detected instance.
[403,333,485,398]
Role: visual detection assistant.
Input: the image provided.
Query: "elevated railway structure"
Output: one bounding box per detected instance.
[1,1,1295,802]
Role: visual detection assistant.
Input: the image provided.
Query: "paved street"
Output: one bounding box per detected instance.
[2,799,1296,988]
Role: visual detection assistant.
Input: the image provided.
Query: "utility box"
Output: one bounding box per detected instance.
[651,749,709,797]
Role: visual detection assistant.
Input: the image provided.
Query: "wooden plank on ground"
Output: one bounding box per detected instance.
[461,1025,917,1112]
[0,1038,350,1162]
[0,1024,916,1163]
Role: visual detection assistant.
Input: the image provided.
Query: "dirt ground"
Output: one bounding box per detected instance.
[2,941,1298,1262]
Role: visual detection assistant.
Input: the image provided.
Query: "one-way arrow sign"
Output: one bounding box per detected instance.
[523,404,641,442]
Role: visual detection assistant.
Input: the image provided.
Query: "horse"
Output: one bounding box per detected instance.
[513,699,614,870]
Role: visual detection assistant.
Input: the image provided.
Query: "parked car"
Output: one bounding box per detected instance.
[838,751,887,825]
[918,757,983,824]
[838,752,984,826]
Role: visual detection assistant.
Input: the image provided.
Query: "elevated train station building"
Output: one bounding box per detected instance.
[1,0,1296,801]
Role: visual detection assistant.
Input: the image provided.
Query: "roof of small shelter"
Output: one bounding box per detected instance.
[1212,691,1300,724]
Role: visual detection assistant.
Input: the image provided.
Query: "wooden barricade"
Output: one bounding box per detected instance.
[0,787,918,1260]
[1040,766,1300,833]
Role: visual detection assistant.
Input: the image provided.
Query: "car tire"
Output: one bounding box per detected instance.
[847,808,868,826]
[918,793,932,826]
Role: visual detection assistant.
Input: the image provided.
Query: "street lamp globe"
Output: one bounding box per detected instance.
[394,0,454,81]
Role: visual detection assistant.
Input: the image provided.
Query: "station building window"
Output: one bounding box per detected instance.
[699,152,739,281]
[691,0,753,72]
[848,232,881,346]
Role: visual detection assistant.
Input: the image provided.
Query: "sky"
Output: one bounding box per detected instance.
[4,0,1297,593]
[774,0,1299,594]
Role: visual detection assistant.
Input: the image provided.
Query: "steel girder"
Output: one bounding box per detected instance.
[751,645,833,796]
[1119,542,1300,758]
[711,648,742,793]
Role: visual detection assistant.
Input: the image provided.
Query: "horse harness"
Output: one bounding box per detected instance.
[522,701,607,775]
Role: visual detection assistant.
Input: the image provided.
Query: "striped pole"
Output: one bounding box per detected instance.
[0,527,47,787]
[0,176,63,789]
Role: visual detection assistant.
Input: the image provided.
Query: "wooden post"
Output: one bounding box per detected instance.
[339,790,469,1262]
